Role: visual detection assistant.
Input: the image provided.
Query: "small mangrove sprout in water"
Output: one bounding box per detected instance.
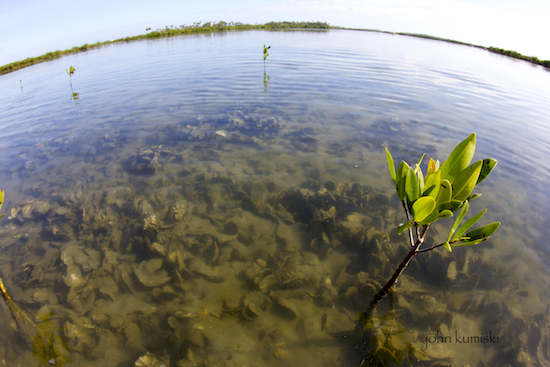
[1,278,71,366]
[66,66,75,86]
[0,192,71,366]
[263,44,271,62]
[263,45,271,88]
[65,66,79,101]
[360,133,500,322]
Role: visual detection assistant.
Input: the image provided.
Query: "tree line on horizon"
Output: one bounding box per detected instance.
[1,21,548,76]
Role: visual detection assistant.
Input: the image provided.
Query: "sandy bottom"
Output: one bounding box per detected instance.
[0,110,548,367]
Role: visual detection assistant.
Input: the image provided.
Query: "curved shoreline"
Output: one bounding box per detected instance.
[334,27,550,70]
[0,22,330,76]
[1,21,548,76]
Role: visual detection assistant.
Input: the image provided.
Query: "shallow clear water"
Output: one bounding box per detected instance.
[1,29,550,366]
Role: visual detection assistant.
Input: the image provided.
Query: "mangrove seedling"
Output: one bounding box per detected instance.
[0,192,71,365]
[263,44,271,62]
[66,66,78,101]
[0,278,71,366]
[359,133,500,322]
[263,45,271,88]
[66,66,75,86]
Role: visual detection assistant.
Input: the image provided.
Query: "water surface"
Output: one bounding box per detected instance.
[1,29,550,366]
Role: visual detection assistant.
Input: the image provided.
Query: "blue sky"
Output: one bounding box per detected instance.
[1,0,549,66]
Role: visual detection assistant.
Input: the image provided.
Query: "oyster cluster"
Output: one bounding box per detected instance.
[1,144,406,366]
[0,112,546,367]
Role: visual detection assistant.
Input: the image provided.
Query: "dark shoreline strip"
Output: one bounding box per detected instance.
[1,21,548,76]
[0,21,330,76]
[334,27,550,70]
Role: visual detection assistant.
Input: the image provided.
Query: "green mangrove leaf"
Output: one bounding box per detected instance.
[405,166,419,205]
[477,158,498,184]
[423,185,436,199]
[416,153,426,168]
[398,221,413,235]
[423,170,441,200]
[263,45,271,60]
[452,160,482,202]
[452,238,488,247]
[386,148,396,184]
[417,167,425,193]
[418,209,453,226]
[31,313,72,367]
[0,190,4,226]
[440,133,476,183]
[411,196,436,222]
[443,241,452,252]
[52,334,71,366]
[396,161,409,200]
[466,193,482,202]
[427,158,436,175]
[435,179,452,207]
[464,222,501,240]
[434,199,462,214]
[449,200,469,241]
[453,209,487,240]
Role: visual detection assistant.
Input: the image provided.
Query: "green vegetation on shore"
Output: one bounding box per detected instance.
[486,46,550,68]
[1,20,548,76]
[336,26,550,70]
[0,21,329,76]
[401,32,550,69]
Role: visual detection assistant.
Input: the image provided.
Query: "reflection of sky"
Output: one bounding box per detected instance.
[1,0,549,66]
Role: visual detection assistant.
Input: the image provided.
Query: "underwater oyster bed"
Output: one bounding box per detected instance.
[0,106,548,367]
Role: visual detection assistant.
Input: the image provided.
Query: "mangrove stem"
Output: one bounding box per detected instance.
[359,216,430,321]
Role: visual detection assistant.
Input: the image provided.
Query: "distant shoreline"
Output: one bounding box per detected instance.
[1,21,548,76]
[335,26,550,70]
